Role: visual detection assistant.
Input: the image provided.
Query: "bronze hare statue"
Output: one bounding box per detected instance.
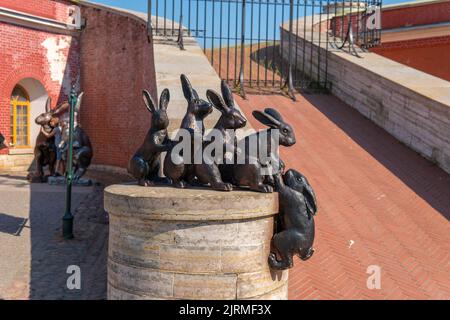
[28,98,68,182]
[0,132,6,150]
[164,74,213,188]
[59,92,93,181]
[128,89,172,186]
[193,80,247,191]
[221,108,296,193]
[269,169,318,270]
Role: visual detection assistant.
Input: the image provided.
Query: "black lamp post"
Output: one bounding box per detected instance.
[62,86,77,240]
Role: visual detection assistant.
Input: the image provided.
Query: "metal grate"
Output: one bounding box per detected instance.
[149,0,383,99]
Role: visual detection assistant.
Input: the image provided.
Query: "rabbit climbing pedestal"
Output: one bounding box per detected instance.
[104,185,289,300]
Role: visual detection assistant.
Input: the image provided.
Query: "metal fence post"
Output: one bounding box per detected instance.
[177,14,185,50]
[283,0,296,101]
[238,0,247,99]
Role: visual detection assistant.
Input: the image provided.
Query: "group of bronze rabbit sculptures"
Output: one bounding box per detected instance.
[128,74,318,270]
[27,93,93,183]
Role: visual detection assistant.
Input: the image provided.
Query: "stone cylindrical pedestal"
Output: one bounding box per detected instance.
[104,185,288,300]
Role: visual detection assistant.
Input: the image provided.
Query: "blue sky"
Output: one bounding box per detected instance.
[94,0,409,13]
[93,0,411,48]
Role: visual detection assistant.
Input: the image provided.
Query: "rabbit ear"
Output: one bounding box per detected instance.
[264,108,284,123]
[142,90,157,113]
[53,101,69,116]
[180,74,195,102]
[220,80,234,108]
[45,97,51,113]
[159,88,170,110]
[193,89,200,100]
[206,89,228,114]
[252,110,281,128]
[75,92,84,113]
[299,174,318,216]
[304,185,318,217]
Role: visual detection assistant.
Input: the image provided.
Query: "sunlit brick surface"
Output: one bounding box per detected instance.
[235,93,450,300]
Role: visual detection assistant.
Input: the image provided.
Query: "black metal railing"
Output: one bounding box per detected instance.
[149,0,382,99]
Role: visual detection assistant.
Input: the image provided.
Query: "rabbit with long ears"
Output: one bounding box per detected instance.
[224,107,296,193]
[35,97,69,132]
[28,97,69,181]
[128,89,173,186]
[193,80,247,191]
[164,74,213,188]
[269,169,317,270]
[59,92,93,181]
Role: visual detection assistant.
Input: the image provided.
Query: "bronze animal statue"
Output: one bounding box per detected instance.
[221,108,296,193]
[269,169,318,270]
[128,89,173,186]
[59,92,93,181]
[164,74,213,188]
[193,80,247,191]
[0,133,5,150]
[28,98,68,182]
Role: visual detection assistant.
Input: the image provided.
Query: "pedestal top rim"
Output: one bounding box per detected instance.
[105,184,277,198]
[104,184,279,221]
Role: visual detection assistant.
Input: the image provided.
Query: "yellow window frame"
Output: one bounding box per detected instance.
[10,96,31,148]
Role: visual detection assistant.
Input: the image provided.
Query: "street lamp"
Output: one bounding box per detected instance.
[62,86,77,240]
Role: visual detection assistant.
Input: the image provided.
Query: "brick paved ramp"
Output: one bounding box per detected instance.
[235,93,450,300]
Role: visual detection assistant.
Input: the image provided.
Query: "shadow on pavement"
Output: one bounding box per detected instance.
[303,93,450,221]
[27,178,108,300]
[0,213,28,236]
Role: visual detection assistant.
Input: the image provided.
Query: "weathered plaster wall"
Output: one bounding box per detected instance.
[0,1,80,156]
[0,0,73,22]
[0,1,157,171]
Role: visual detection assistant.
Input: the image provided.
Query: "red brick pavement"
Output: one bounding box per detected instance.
[234,93,450,300]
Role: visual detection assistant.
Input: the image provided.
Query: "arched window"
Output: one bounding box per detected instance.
[10,85,30,147]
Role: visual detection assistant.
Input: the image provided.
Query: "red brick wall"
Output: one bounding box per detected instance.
[372,36,450,82]
[382,1,450,29]
[0,0,73,22]
[331,1,450,37]
[0,0,80,155]
[79,6,157,168]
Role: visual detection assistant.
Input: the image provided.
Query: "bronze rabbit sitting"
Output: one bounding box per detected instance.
[221,108,296,193]
[164,74,213,188]
[193,80,247,191]
[59,92,93,181]
[28,98,68,182]
[269,169,318,270]
[128,89,173,186]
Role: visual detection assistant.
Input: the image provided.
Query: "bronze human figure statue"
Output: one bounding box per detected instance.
[221,108,296,193]
[28,98,68,182]
[59,92,93,181]
[128,89,173,186]
[269,169,318,270]
[193,80,247,191]
[163,74,213,188]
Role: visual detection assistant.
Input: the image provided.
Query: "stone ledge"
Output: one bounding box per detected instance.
[104,185,279,221]
[280,16,450,173]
